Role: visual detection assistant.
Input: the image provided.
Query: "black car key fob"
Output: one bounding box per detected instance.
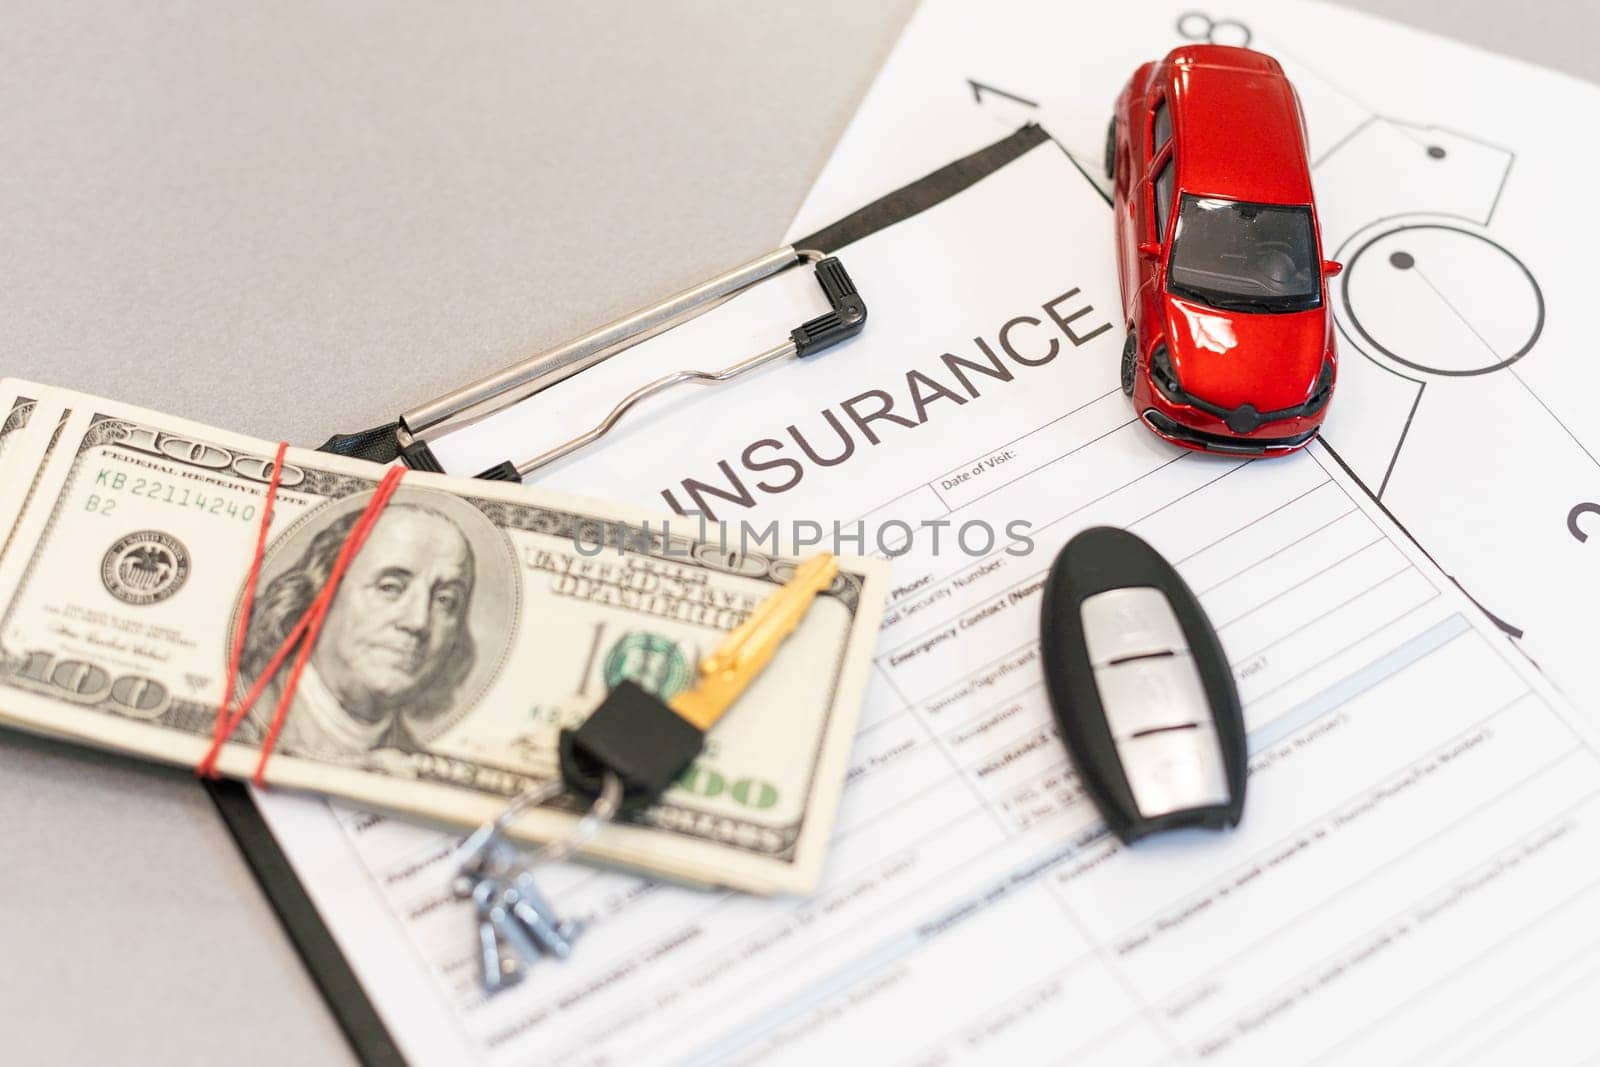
[1039,526,1246,844]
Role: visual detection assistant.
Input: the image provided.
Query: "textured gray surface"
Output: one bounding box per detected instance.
[0,3,1594,1064]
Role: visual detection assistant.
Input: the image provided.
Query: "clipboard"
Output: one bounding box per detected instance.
[206,123,1076,1066]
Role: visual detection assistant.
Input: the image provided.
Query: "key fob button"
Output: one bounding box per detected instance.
[1040,526,1247,843]
[1080,586,1188,667]
[1092,653,1210,739]
[1118,724,1231,819]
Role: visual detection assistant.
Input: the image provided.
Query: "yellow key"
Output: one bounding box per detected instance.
[670,552,840,731]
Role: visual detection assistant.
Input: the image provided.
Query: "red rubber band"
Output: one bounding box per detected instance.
[196,458,407,783]
[197,441,287,779]
[198,470,400,777]
[252,465,406,783]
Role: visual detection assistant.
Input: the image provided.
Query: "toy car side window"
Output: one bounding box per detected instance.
[1151,98,1172,155]
[1153,156,1176,242]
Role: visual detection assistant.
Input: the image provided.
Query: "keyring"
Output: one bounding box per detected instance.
[447,552,840,992]
[452,772,624,993]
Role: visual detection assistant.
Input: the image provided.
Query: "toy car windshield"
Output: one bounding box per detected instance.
[1167,196,1321,314]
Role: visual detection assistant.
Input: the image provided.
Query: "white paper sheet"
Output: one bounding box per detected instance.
[255,137,1600,1064]
[782,0,1600,717]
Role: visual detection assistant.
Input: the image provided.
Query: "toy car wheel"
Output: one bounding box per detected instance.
[1104,118,1116,181]
[1120,331,1136,396]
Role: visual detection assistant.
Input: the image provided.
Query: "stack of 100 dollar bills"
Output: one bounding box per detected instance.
[0,380,888,895]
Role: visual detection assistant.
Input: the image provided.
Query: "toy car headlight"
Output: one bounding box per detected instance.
[1305,358,1334,413]
[1149,343,1184,403]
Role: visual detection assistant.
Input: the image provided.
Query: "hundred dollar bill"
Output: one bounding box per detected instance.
[0,382,888,894]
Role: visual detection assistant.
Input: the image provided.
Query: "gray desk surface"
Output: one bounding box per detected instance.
[3,3,1597,1064]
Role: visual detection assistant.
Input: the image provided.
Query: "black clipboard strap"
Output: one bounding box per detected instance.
[320,420,405,466]
[794,123,1049,253]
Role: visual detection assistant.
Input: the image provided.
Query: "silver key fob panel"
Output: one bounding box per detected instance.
[1040,527,1246,842]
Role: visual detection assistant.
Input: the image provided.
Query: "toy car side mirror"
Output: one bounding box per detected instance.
[1323,259,1344,277]
[1138,242,1163,260]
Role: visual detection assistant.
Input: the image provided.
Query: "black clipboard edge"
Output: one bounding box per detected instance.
[794,122,1050,253]
[205,778,407,1067]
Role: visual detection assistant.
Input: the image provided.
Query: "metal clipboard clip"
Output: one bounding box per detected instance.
[430,250,866,482]
[318,124,1053,479]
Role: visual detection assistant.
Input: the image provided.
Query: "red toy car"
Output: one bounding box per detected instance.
[1107,45,1340,454]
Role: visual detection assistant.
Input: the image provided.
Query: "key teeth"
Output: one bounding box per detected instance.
[478,915,505,993]
[476,884,530,994]
[545,919,584,959]
[508,877,584,958]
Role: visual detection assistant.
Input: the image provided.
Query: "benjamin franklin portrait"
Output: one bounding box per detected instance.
[238,486,518,757]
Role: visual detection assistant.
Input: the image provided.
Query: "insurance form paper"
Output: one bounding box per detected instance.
[782,0,1600,719]
[257,143,1600,1064]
